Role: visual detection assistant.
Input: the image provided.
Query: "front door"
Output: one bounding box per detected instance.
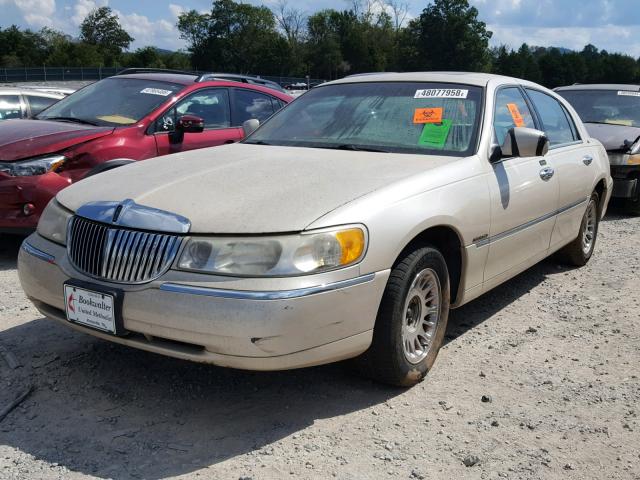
[484,86,560,284]
[153,88,243,156]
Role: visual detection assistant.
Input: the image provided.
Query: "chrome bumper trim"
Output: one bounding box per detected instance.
[22,242,56,264]
[159,273,376,300]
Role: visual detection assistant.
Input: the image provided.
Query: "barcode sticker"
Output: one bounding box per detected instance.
[415,89,468,99]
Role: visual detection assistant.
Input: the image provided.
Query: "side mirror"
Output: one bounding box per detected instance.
[494,127,549,161]
[169,115,204,144]
[177,115,204,134]
[242,118,260,137]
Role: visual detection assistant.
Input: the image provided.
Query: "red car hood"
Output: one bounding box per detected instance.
[0,119,114,161]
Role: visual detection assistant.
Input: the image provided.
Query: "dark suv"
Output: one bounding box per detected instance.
[0,70,292,232]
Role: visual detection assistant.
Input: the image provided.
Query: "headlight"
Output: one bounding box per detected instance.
[178,226,367,276]
[0,154,66,176]
[626,154,640,165]
[37,199,73,245]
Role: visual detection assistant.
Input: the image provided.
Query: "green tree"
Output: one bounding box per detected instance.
[402,0,492,72]
[178,0,288,74]
[80,6,133,66]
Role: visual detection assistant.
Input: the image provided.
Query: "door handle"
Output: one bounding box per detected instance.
[539,167,555,181]
[582,155,593,166]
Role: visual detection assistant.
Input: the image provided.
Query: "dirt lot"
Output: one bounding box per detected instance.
[0,204,638,480]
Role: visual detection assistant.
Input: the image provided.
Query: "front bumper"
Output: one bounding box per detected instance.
[0,172,72,230]
[610,165,639,199]
[18,234,390,370]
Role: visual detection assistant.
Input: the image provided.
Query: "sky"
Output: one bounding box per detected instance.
[1,0,640,57]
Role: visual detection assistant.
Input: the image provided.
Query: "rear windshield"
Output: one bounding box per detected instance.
[246,82,483,156]
[558,89,640,127]
[37,78,183,127]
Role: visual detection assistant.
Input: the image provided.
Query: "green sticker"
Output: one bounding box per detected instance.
[418,119,452,149]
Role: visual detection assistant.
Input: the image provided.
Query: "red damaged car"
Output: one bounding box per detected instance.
[0,70,292,233]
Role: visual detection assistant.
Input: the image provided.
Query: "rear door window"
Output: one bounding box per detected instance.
[25,95,59,115]
[232,89,277,125]
[0,95,23,120]
[526,89,578,146]
[493,87,536,145]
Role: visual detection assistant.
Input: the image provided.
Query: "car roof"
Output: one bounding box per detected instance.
[555,84,640,91]
[326,71,523,87]
[113,73,290,97]
[114,73,198,85]
[0,87,64,97]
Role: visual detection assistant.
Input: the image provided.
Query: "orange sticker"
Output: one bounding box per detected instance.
[414,107,443,124]
[506,103,525,127]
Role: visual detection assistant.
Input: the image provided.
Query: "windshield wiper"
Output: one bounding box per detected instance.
[584,120,635,127]
[244,140,271,145]
[42,116,99,126]
[315,143,390,153]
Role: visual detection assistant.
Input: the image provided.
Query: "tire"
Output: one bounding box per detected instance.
[625,188,640,216]
[353,246,450,387]
[556,192,600,266]
[84,160,134,178]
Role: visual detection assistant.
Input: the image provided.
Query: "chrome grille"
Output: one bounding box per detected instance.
[68,216,182,283]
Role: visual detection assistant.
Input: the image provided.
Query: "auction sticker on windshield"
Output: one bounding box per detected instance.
[64,285,116,334]
[415,89,468,99]
[140,88,173,96]
[617,91,640,97]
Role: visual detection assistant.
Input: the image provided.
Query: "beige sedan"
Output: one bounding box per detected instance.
[18,72,612,386]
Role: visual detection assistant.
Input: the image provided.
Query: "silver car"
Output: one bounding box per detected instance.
[0,87,67,120]
[18,72,612,386]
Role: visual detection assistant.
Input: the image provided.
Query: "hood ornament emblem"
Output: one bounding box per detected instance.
[76,199,191,234]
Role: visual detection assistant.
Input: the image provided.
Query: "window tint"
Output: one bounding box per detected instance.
[26,95,58,115]
[0,95,22,120]
[526,89,577,146]
[493,87,536,145]
[156,89,230,132]
[233,90,276,125]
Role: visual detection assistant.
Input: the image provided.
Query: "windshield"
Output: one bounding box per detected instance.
[558,89,640,127]
[246,82,483,156]
[37,78,184,127]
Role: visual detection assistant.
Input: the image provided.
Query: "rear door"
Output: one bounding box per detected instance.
[484,86,560,285]
[153,88,242,155]
[524,88,594,250]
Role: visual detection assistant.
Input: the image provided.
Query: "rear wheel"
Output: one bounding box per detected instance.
[556,192,600,266]
[353,246,450,387]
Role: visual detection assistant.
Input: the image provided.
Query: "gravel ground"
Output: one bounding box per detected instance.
[0,204,638,480]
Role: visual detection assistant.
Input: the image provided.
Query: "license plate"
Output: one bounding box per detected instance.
[64,285,116,334]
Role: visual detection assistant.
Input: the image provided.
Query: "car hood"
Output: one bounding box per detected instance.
[584,122,640,151]
[0,119,114,161]
[57,143,454,233]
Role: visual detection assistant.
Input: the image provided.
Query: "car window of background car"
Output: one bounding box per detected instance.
[156,89,231,132]
[557,89,640,128]
[0,95,22,120]
[25,95,59,116]
[526,89,577,146]
[493,87,536,145]
[233,90,277,125]
[37,78,183,127]
[247,82,482,156]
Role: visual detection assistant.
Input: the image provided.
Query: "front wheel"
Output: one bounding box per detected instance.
[556,192,600,266]
[353,246,450,387]
[625,186,640,215]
